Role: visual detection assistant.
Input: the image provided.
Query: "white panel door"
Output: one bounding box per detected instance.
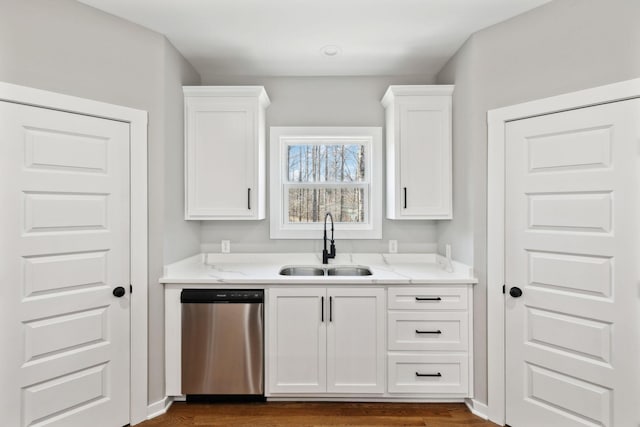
[267,288,326,394]
[326,288,385,393]
[0,102,130,427]
[505,99,640,427]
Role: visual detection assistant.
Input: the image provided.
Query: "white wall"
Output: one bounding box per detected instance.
[0,0,201,404]
[436,0,640,404]
[200,75,441,254]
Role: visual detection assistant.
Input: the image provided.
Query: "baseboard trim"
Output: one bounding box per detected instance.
[268,397,465,403]
[465,398,489,420]
[147,396,173,420]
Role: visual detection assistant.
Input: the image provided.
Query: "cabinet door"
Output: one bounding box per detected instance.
[326,288,385,393]
[185,97,258,219]
[397,96,451,218]
[267,288,326,394]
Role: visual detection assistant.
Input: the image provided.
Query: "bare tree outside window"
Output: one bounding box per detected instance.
[270,127,381,239]
[286,144,366,223]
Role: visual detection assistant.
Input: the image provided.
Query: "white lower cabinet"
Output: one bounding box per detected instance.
[387,285,473,398]
[388,354,469,394]
[267,288,326,393]
[388,311,468,351]
[327,288,385,393]
[267,287,385,395]
[165,283,474,400]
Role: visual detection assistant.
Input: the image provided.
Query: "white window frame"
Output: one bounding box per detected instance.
[270,126,382,239]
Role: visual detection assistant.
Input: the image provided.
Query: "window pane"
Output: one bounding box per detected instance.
[288,187,365,223]
[287,144,366,183]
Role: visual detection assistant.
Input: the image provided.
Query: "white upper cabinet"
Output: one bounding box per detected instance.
[382,85,453,219]
[184,86,270,220]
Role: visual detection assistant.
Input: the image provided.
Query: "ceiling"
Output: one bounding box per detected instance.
[78,0,551,79]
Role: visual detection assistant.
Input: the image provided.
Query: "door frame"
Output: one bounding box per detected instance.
[0,82,149,425]
[486,77,640,426]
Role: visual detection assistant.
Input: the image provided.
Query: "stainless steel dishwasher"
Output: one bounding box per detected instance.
[181,289,264,397]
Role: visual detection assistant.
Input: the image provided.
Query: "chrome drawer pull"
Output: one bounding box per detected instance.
[415,329,442,334]
[415,297,442,301]
[415,372,442,377]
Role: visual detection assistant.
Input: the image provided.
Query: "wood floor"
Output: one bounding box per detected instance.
[139,402,498,426]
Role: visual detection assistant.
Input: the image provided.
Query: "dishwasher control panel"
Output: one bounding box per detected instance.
[181,289,263,303]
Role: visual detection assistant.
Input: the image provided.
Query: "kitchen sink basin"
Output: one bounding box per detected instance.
[279,266,325,276]
[327,266,372,276]
[278,265,373,276]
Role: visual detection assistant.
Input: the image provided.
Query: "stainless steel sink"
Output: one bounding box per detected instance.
[326,266,372,276]
[279,265,373,276]
[279,266,325,276]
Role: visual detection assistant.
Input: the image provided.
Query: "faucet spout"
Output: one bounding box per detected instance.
[322,212,336,264]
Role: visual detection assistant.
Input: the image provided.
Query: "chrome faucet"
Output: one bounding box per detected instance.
[322,212,336,264]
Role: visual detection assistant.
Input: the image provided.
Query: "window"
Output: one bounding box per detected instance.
[270,127,382,239]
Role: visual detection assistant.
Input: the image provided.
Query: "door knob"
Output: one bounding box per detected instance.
[509,287,523,298]
[113,286,126,298]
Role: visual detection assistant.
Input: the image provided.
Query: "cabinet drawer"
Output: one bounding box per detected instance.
[388,312,468,351]
[388,354,468,394]
[388,287,468,310]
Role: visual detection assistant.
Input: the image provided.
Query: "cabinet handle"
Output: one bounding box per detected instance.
[415,297,442,301]
[416,372,442,377]
[329,296,333,322]
[415,329,442,334]
[403,187,407,209]
[247,188,251,210]
[321,296,324,322]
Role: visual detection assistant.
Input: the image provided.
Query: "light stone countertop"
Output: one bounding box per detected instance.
[160,253,477,285]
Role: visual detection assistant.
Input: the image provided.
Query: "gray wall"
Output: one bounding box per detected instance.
[436,0,640,404]
[163,39,201,266]
[200,75,440,254]
[0,0,201,404]
[6,0,639,411]
[155,42,201,401]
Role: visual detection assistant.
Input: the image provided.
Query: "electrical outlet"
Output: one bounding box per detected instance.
[221,240,231,253]
[389,240,398,253]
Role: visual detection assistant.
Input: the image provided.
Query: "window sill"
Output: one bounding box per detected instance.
[270,225,382,240]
